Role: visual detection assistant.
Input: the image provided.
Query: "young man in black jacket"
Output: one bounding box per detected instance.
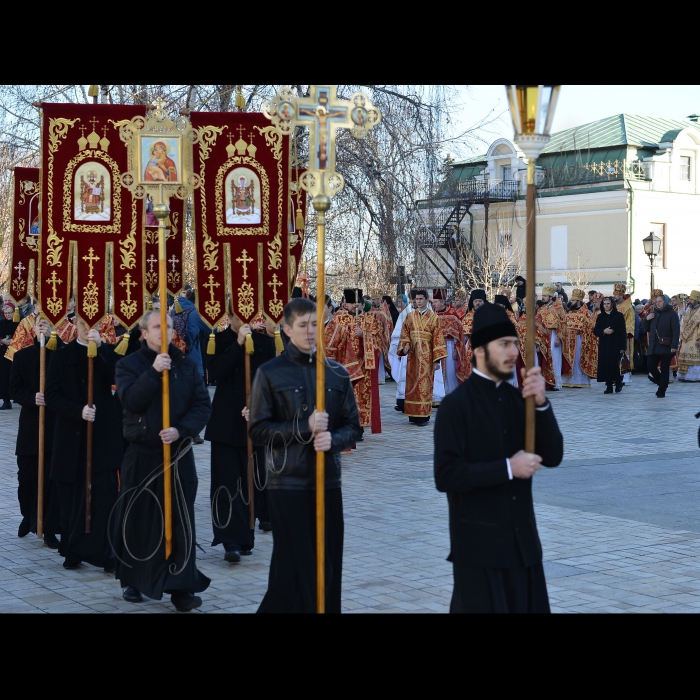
[248,298,362,613]
[10,314,62,547]
[434,303,564,613]
[113,311,212,611]
[205,311,276,562]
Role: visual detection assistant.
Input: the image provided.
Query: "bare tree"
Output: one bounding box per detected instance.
[560,248,600,296]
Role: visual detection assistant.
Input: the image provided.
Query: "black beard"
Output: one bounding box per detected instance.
[483,346,515,381]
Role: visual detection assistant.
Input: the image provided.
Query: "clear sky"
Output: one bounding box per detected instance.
[448,85,700,159]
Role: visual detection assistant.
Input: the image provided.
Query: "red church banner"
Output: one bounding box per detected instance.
[38,103,147,330]
[190,112,291,326]
[8,167,40,306]
[288,167,307,296]
[143,194,185,300]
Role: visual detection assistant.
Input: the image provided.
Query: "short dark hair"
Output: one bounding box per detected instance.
[283,298,316,327]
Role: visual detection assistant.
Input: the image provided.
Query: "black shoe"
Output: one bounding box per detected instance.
[0,401,12,410]
[224,548,241,563]
[394,405,403,412]
[104,563,116,574]
[43,534,60,549]
[648,373,659,385]
[63,557,82,569]
[171,592,202,612]
[259,521,272,532]
[193,435,204,444]
[414,420,429,427]
[241,548,253,556]
[615,384,623,393]
[603,388,613,394]
[17,517,30,538]
[656,389,666,398]
[122,586,144,603]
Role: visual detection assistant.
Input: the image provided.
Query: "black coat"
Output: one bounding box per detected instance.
[0,317,19,358]
[45,340,123,482]
[593,309,627,382]
[434,372,563,569]
[248,341,362,490]
[10,339,63,455]
[115,341,211,449]
[204,328,276,446]
[647,305,681,355]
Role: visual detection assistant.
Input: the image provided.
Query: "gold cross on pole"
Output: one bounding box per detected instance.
[203,274,220,302]
[119,273,137,302]
[264,85,381,198]
[82,247,100,279]
[46,270,62,298]
[236,249,254,280]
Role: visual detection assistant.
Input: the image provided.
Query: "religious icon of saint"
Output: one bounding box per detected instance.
[233,176,255,215]
[30,215,40,235]
[279,102,293,120]
[145,141,178,182]
[352,106,367,125]
[82,171,103,213]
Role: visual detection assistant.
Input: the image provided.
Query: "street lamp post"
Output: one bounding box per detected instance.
[642,232,662,297]
[505,85,560,453]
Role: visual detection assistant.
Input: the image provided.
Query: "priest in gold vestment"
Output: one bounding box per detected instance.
[613,283,635,384]
[397,289,447,426]
[678,290,700,382]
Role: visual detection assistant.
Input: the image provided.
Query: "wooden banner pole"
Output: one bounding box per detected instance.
[244,344,255,529]
[85,355,94,532]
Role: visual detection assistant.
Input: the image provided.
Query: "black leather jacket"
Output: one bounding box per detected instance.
[248,341,362,490]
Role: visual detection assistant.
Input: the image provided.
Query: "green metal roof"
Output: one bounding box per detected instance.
[542,114,700,153]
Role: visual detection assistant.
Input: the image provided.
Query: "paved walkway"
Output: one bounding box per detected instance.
[0,372,698,613]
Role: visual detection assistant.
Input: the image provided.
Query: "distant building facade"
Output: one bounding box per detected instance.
[416,114,700,297]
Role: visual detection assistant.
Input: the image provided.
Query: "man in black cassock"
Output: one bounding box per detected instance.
[434,302,563,613]
[248,298,362,613]
[45,317,123,571]
[113,311,211,612]
[205,311,276,562]
[10,314,62,547]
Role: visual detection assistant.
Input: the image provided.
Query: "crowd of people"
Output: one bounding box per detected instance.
[0,275,698,614]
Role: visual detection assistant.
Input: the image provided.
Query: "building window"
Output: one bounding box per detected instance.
[680,156,691,180]
[650,223,666,268]
[501,165,511,181]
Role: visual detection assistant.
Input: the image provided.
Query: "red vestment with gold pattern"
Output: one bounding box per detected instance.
[397,309,447,418]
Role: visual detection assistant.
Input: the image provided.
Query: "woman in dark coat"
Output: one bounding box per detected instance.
[646,293,681,398]
[593,297,627,394]
[0,302,19,409]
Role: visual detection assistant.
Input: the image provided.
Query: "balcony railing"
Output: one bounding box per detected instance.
[538,159,650,188]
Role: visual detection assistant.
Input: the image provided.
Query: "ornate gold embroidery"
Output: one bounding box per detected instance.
[267,273,283,318]
[12,278,26,295]
[202,273,221,320]
[119,198,137,270]
[167,270,181,288]
[169,211,179,240]
[82,280,99,320]
[17,218,38,251]
[238,281,254,318]
[62,150,121,234]
[45,270,64,317]
[255,125,283,161]
[119,272,138,320]
[18,180,39,206]
[214,156,270,236]
[268,228,282,270]
[47,117,79,267]
[195,125,226,272]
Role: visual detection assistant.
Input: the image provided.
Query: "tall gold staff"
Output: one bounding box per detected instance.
[37,329,46,538]
[505,85,560,451]
[153,191,173,557]
[265,85,381,613]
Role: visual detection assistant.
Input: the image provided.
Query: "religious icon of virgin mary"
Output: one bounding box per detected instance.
[145,141,178,182]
